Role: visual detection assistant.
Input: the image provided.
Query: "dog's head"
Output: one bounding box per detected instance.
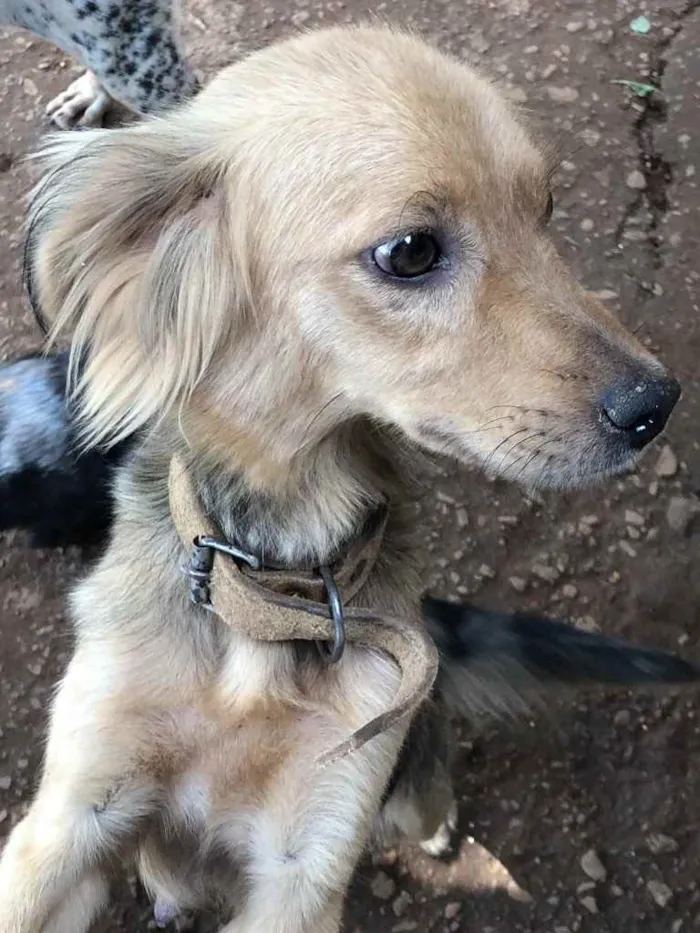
[27,26,679,490]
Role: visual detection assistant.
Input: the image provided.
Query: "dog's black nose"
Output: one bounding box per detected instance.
[600,374,681,450]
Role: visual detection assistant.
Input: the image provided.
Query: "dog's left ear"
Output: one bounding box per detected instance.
[27,119,249,446]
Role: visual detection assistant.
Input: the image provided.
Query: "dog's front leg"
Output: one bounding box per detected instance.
[0,647,159,933]
[217,724,405,933]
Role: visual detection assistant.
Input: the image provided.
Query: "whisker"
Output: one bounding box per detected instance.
[482,427,530,474]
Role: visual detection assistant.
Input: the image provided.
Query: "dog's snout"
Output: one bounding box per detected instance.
[600,374,681,450]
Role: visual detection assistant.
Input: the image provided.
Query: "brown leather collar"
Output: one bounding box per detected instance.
[168,455,438,766]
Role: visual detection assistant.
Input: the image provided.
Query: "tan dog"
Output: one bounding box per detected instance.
[0,25,682,933]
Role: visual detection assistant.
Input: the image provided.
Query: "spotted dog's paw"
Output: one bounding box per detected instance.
[45,70,115,129]
[419,801,458,857]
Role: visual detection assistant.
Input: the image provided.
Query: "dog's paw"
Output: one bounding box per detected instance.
[46,71,114,129]
[418,801,458,858]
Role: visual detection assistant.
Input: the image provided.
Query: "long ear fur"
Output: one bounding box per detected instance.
[26,120,248,446]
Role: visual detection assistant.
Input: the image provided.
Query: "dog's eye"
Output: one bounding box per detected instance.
[541,192,554,226]
[373,231,443,279]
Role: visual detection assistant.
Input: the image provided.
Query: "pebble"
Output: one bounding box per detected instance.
[565,20,585,32]
[371,872,396,900]
[456,507,469,529]
[546,86,580,103]
[580,895,599,914]
[580,849,607,882]
[647,833,679,855]
[647,879,673,907]
[655,445,679,478]
[626,169,647,190]
[507,86,528,103]
[532,562,560,584]
[625,509,645,527]
[0,775,11,791]
[509,576,528,593]
[666,497,696,535]
[444,903,462,920]
[561,583,579,599]
[392,891,412,917]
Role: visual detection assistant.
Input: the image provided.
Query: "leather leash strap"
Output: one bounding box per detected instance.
[168,455,439,766]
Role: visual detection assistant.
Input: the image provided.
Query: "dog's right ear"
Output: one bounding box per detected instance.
[26,119,251,446]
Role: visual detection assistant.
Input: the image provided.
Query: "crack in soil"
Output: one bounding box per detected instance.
[616,0,700,265]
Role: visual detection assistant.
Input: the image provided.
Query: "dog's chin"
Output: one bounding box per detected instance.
[410,421,639,492]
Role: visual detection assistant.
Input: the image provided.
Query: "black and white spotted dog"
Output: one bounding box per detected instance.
[0,0,197,127]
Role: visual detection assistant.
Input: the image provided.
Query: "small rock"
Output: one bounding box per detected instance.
[666,497,697,535]
[477,564,496,580]
[619,541,637,558]
[625,509,645,527]
[546,86,580,103]
[509,576,528,593]
[444,903,462,920]
[647,879,673,907]
[392,891,412,917]
[0,809,7,823]
[614,709,631,726]
[507,86,528,103]
[626,169,647,190]
[647,833,679,855]
[456,507,469,529]
[565,20,585,32]
[655,445,678,478]
[371,872,396,900]
[532,562,560,584]
[0,775,11,791]
[561,583,579,599]
[580,849,607,882]
[580,895,599,914]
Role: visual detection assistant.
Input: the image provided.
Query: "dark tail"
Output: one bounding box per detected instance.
[0,351,131,548]
[423,594,700,720]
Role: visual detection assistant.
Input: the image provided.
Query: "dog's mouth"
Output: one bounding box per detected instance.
[407,368,680,491]
[412,407,661,491]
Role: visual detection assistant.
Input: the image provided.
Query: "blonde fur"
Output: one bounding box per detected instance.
[2,25,673,933]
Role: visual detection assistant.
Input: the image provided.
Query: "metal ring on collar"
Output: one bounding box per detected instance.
[316,565,346,664]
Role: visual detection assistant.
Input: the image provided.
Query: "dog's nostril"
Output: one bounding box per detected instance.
[600,375,681,450]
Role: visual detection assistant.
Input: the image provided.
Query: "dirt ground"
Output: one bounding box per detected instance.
[1,0,700,930]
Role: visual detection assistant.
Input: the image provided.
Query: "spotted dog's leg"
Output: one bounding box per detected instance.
[0,0,198,128]
[45,69,114,128]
